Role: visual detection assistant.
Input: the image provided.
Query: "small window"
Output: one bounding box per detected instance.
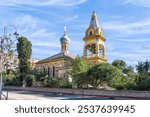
[89,31,93,35]
[53,66,55,77]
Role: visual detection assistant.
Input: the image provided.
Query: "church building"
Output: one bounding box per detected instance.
[35,11,107,78]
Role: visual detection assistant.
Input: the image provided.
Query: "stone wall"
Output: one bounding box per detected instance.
[4,86,150,99]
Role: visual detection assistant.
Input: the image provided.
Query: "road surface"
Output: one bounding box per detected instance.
[2,90,111,100]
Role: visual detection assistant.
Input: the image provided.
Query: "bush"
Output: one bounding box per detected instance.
[4,77,22,86]
[110,75,136,90]
[46,77,72,88]
[26,75,36,87]
[86,63,122,88]
[135,78,150,90]
[57,78,72,88]
[72,71,88,88]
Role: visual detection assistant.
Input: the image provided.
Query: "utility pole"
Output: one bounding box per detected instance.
[0,25,19,100]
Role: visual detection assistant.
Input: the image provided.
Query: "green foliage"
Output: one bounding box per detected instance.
[43,77,72,88]
[112,60,136,78]
[136,60,150,82]
[17,36,32,87]
[3,70,22,86]
[32,69,47,81]
[70,56,89,88]
[86,63,122,88]
[26,75,36,87]
[4,78,22,86]
[135,77,150,90]
[110,75,136,90]
[112,60,126,70]
[123,66,134,75]
[31,70,72,88]
[72,71,88,88]
[70,56,89,75]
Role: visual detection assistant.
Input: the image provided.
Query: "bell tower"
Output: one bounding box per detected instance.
[83,11,107,64]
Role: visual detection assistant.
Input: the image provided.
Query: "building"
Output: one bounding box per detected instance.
[83,11,107,64]
[35,27,76,79]
[35,11,107,78]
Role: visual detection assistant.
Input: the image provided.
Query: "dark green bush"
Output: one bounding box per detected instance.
[4,78,22,86]
[135,78,150,90]
[43,77,72,88]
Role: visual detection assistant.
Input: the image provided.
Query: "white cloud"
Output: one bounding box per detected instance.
[61,15,78,23]
[2,14,51,38]
[0,0,87,7]
[33,47,58,59]
[0,13,62,58]
[33,41,60,48]
[103,18,150,35]
[116,38,150,42]
[120,0,150,7]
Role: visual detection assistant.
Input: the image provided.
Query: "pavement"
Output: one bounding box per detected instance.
[1,90,111,100]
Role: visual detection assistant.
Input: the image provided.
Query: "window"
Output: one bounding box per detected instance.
[53,66,55,77]
[89,31,93,35]
[99,45,104,56]
[48,67,50,76]
[100,48,103,56]
[88,29,94,36]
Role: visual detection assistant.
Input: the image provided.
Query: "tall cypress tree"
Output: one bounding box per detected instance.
[17,37,32,87]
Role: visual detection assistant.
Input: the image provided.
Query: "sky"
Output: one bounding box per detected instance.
[0,0,150,66]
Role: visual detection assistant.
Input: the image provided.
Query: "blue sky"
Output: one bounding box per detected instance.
[0,0,150,66]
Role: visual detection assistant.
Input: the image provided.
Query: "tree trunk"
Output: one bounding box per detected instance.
[22,73,26,88]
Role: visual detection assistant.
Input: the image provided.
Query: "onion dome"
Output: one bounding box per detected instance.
[60,26,70,43]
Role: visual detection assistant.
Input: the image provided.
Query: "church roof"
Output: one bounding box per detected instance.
[36,52,75,64]
[89,11,100,28]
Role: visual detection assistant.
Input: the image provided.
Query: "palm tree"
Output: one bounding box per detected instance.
[136,62,144,83]
[143,60,150,73]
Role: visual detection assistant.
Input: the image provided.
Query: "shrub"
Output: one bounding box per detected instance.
[135,77,150,90]
[110,75,136,90]
[86,63,122,88]
[46,77,72,88]
[26,75,36,87]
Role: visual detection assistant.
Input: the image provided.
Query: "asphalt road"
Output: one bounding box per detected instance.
[2,90,111,100]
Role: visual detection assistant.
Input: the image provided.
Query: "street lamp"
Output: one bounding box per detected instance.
[0,25,19,100]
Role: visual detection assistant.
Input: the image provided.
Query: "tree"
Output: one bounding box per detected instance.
[73,71,88,88]
[112,60,126,70]
[143,60,150,73]
[136,62,144,82]
[136,60,150,83]
[86,63,122,88]
[70,56,88,75]
[17,37,32,87]
[112,60,136,77]
[70,56,89,88]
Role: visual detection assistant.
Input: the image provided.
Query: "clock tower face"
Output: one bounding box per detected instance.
[83,11,107,64]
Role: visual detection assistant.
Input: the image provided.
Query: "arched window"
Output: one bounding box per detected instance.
[53,66,55,77]
[99,45,104,56]
[89,31,93,35]
[99,48,103,56]
[88,29,94,36]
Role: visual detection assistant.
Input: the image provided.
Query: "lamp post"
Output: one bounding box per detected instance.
[0,25,19,100]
